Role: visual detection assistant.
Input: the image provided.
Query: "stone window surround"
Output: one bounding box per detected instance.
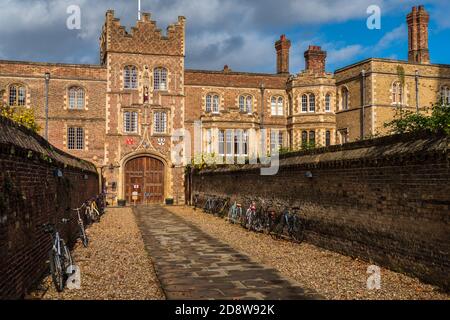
[339,86,350,111]
[153,67,169,91]
[440,85,450,104]
[391,80,406,106]
[122,109,140,135]
[64,123,88,151]
[218,128,249,157]
[123,65,139,90]
[6,83,30,108]
[325,92,334,112]
[300,93,316,113]
[270,96,284,116]
[205,93,221,114]
[151,108,170,136]
[65,84,88,111]
[238,94,254,114]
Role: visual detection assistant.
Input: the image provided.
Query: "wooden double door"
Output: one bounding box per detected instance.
[124,157,165,204]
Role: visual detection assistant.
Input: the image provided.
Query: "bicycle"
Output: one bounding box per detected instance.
[96,193,106,216]
[73,204,89,248]
[213,197,229,217]
[228,202,242,224]
[84,198,101,223]
[244,202,257,230]
[251,207,266,232]
[273,208,305,243]
[42,219,74,292]
[193,194,199,211]
[203,197,215,214]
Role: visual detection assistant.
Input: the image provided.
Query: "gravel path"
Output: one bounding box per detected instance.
[30,208,165,300]
[167,206,449,300]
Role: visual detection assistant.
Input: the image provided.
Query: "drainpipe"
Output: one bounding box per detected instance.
[44,72,50,140]
[415,69,420,113]
[360,69,366,140]
[260,83,266,155]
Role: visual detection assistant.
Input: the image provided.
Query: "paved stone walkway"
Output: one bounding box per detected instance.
[134,205,321,300]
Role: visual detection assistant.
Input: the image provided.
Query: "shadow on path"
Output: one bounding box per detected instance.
[134,205,322,300]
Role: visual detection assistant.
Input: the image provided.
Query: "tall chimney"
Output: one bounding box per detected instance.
[304,45,327,74]
[407,5,430,64]
[275,35,291,74]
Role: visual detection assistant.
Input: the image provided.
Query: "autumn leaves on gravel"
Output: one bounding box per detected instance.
[32,208,164,300]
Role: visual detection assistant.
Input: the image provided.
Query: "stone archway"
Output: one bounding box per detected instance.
[124,156,165,204]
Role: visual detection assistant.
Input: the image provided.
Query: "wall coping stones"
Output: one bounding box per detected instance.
[196,131,449,174]
[0,115,97,173]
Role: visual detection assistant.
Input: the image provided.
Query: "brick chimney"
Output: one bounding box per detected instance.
[407,5,430,64]
[275,35,291,74]
[304,45,327,74]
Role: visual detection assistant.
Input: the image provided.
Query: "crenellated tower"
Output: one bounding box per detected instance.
[100,10,187,205]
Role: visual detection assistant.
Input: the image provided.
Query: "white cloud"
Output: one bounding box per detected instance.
[375,24,406,51]
[0,0,445,72]
[327,44,365,65]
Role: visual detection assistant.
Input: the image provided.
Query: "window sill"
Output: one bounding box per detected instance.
[123,132,140,136]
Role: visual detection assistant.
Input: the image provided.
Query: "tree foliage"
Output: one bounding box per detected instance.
[384,102,450,135]
[0,103,41,133]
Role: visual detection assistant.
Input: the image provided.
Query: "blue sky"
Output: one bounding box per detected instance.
[0,0,448,73]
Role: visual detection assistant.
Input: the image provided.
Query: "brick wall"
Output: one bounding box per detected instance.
[0,116,99,299]
[189,131,450,291]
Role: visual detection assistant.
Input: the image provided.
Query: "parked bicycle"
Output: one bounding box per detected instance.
[193,194,199,211]
[273,208,305,243]
[73,204,89,248]
[84,198,101,223]
[96,192,107,216]
[42,219,74,292]
[228,202,243,224]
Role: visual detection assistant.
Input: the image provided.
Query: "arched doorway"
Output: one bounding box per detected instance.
[124,156,165,204]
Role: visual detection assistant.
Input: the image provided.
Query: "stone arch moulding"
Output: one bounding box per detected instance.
[118,150,172,203]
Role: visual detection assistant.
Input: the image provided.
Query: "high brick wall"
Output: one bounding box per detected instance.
[189,132,450,291]
[0,116,99,299]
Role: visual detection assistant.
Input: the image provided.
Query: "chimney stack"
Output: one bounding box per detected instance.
[275,35,291,74]
[407,5,430,64]
[304,45,327,74]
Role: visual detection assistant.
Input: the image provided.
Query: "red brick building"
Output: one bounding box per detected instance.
[0,6,449,205]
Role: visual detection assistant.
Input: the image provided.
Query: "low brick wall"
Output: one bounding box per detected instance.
[0,116,99,299]
[188,131,450,291]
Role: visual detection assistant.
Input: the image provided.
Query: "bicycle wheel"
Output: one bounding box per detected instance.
[79,223,89,248]
[85,208,92,225]
[49,249,65,292]
[60,240,73,271]
[273,216,285,239]
[290,217,305,243]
